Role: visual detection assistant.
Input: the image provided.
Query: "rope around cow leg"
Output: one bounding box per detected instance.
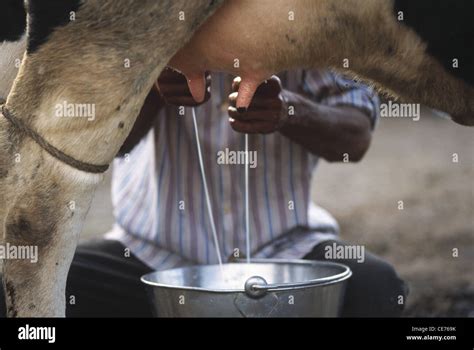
[0,104,109,174]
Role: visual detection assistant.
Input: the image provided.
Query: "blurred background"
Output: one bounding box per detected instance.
[82,109,474,317]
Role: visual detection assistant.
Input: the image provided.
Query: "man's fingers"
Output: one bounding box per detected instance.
[160,83,210,98]
[160,85,211,106]
[157,69,211,106]
[232,75,281,96]
[254,76,283,97]
[228,107,271,122]
[228,91,238,105]
[158,67,187,84]
[231,76,283,108]
[228,94,283,110]
[159,84,195,96]
[232,76,242,92]
[228,106,282,123]
[159,69,211,86]
[229,119,276,134]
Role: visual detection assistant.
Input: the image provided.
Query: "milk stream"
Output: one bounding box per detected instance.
[192,108,252,283]
[244,133,251,264]
[191,108,225,279]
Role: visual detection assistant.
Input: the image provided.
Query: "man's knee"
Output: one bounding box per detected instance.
[304,240,409,317]
[342,248,409,317]
[364,255,408,315]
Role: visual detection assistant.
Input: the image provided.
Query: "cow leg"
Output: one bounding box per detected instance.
[1,0,223,317]
[284,0,474,125]
[298,0,474,125]
[1,143,103,316]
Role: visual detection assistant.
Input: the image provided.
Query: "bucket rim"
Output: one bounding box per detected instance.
[141,259,352,294]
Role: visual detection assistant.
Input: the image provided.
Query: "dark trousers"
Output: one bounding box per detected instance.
[0,239,408,317]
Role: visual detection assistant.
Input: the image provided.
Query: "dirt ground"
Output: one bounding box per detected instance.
[83,109,473,317]
[312,110,474,317]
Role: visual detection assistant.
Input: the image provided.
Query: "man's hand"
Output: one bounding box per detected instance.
[118,69,210,156]
[157,68,211,106]
[228,76,289,134]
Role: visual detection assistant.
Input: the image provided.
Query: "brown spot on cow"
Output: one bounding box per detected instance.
[30,162,42,180]
[285,34,297,45]
[386,45,395,55]
[5,180,61,252]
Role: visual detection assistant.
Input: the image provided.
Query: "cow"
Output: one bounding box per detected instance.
[0,0,472,317]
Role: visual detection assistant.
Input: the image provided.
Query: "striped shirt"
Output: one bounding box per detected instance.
[106,70,380,270]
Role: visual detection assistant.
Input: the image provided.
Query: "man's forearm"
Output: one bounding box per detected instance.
[280,90,372,162]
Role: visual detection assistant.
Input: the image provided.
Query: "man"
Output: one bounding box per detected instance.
[0,68,407,317]
[78,67,408,317]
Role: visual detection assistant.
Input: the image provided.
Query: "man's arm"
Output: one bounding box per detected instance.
[280,90,372,162]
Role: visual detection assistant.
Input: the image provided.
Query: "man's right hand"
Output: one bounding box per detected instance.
[157,68,211,106]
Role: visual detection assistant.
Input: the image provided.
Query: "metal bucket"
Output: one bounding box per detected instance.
[141,259,351,317]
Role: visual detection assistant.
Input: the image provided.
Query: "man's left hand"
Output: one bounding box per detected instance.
[228,76,288,134]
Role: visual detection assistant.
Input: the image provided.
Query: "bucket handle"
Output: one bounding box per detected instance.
[244,270,352,299]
